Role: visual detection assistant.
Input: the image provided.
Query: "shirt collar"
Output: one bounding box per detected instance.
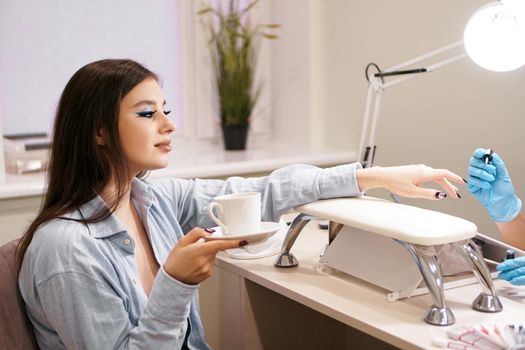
[78,195,125,239]
[130,177,155,209]
[77,178,154,239]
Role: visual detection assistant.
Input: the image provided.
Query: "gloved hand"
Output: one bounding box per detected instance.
[467,148,522,222]
[497,256,525,285]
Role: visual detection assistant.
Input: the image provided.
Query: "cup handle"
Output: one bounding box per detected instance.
[207,202,228,234]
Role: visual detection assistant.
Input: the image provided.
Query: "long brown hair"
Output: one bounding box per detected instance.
[17,59,158,264]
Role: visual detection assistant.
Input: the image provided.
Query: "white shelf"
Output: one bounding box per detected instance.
[0,140,356,200]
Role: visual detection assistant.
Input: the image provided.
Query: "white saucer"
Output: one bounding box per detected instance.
[226,220,288,260]
[203,222,281,243]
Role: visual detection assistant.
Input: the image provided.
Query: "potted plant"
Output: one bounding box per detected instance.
[198,0,279,150]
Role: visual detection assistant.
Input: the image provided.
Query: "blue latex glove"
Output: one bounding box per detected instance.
[467,148,522,222]
[497,256,525,285]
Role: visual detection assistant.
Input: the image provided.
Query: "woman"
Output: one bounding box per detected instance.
[467,148,525,286]
[18,59,465,349]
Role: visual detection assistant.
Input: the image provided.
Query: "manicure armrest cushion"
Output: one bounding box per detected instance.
[295,196,477,245]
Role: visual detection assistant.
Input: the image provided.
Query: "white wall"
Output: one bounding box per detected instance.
[307,0,525,238]
[270,0,315,149]
[0,0,183,135]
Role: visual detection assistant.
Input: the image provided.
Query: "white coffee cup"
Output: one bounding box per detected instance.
[207,192,261,235]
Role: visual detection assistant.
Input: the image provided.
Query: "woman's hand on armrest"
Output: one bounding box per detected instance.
[356,164,465,200]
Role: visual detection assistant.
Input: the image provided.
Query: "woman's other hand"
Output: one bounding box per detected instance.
[497,256,525,286]
[467,148,522,222]
[357,164,465,200]
[163,228,245,285]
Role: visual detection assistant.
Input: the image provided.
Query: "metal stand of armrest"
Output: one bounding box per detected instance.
[276,217,456,325]
[275,215,345,268]
[275,218,501,326]
[274,213,316,268]
[396,241,455,326]
[453,239,503,313]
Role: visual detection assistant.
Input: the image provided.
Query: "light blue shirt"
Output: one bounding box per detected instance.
[19,163,362,349]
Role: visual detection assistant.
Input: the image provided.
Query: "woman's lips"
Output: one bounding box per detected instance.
[155,141,172,151]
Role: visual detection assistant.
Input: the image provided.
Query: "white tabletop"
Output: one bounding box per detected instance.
[216,219,525,350]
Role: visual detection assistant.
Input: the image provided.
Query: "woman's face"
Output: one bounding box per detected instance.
[118,78,176,174]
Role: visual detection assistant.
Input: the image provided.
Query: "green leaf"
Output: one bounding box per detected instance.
[196,7,212,15]
[240,0,260,16]
[262,23,282,29]
[262,33,278,40]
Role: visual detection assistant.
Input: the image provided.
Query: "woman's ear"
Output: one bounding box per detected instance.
[95,128,107,146]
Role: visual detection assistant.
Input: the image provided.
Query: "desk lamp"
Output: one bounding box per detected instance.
[359,0,525,168]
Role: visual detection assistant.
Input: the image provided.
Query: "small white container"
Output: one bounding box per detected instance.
[3,134,50,174]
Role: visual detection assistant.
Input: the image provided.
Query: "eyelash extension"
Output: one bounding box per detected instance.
[136,110,172,118]
[136,111,155,118]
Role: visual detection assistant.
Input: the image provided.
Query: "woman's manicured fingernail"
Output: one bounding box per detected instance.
[204,228,215,233]
[435,192,447,199]
[456,192,462,199]
[239,240,249,247]
[462,177,468,184]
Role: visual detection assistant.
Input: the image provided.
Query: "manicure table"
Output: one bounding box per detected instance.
[201,197,525,350]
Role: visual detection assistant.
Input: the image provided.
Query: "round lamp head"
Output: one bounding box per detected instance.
[502,0,525,15]
[464,1,525,72]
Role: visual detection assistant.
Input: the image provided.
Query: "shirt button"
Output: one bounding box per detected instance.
[123,239,131,245]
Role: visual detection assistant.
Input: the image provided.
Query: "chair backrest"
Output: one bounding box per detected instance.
[0,239,38,349]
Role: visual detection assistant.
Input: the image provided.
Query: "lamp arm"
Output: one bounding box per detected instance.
[426,52,468,72]
[375,68,427,78]
[357,84,374,167]
[358,40,467,168]
[382,52,468,90]
[384,40,464,74]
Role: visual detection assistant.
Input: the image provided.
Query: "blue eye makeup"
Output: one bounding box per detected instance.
[135,110,172,118]
[136,111,155,118]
